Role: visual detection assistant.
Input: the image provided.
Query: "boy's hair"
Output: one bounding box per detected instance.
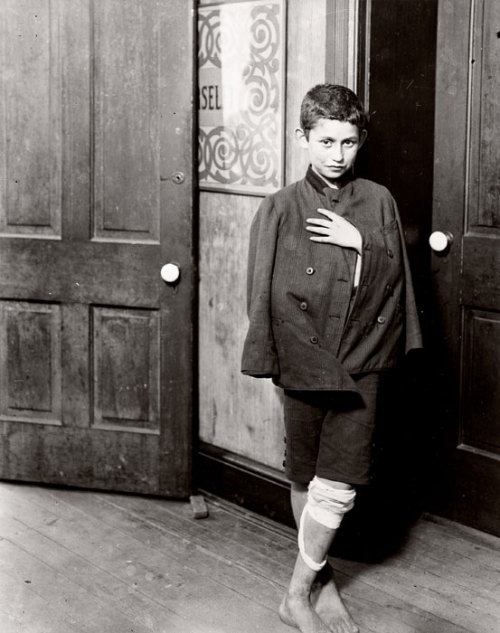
[300,84,368,138]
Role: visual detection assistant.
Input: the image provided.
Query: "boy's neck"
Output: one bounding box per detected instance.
[310,165,354,190]
[312,167,340,189]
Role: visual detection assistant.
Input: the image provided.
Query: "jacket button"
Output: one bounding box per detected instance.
[310,336,318,344]
[387,248,394,258]
[300,301,308,311]
[377,315,386,324]
[306,267,315,275]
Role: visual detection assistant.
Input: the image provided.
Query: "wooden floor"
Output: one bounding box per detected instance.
[1,482,499,633]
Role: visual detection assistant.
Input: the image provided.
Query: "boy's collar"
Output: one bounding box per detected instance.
[306,165,355,197]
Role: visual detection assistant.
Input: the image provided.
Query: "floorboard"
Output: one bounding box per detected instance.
[0,482,499,633]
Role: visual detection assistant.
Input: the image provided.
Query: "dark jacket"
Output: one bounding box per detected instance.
[241,167,423,392]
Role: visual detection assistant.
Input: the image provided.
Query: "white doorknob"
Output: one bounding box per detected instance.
[429,231,453,253]
[160,263,181,284]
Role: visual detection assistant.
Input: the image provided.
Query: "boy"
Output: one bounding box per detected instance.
[241,84,422,633]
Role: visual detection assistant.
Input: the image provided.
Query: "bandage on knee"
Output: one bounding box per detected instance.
[298,477,356,571]
[307,476,356,529]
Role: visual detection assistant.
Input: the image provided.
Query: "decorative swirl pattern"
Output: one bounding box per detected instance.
[198,10,221,69]
[198,1,284,192]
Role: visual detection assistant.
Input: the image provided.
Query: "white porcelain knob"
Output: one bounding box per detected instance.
[160,263,181,284]
[429,231,453,253]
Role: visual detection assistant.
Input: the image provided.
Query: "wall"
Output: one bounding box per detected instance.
[198,0,361,471]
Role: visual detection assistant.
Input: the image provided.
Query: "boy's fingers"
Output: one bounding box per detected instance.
[309,236,330,242]
[306,218,333,227]
[306,226,332,235]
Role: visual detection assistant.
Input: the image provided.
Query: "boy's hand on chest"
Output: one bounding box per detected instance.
[306,208,362,254]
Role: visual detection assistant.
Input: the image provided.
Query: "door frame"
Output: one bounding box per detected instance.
[158,0,197,498]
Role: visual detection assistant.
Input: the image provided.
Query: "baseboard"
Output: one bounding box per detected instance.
[196,442,294,527]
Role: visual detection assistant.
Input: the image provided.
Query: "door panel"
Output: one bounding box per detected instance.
[0,302,62,424]
[462,310,500,456]
[432,0,500,534]
[92,307,160,432]
[470,0,500,229]
[93,0,161,240]
[1,1,62,236]
[0,0,194,497]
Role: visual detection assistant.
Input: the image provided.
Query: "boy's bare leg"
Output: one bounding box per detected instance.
[290,482,308,526]
[281,482,359,633]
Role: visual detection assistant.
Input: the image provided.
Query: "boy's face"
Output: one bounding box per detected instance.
[296,118,366,183]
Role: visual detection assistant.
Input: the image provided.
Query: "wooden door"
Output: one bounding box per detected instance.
[432,0,500,534]
[0,0,194,497]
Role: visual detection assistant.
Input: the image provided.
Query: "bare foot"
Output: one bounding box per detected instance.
[279,593,332,633]
[313,572,359,633]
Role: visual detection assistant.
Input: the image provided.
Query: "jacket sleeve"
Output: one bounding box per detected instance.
[241,196,280,378]
[352,191,423,360]
[392,198,423,354]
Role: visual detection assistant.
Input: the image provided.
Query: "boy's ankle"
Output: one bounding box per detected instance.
[315,563,333,586]
[287,586,313,601]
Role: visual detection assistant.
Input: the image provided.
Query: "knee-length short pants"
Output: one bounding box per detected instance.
[283,373,381,486]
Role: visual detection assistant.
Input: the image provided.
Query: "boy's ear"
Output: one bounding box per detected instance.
[295,127,309,149]
[359,129,368,148]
